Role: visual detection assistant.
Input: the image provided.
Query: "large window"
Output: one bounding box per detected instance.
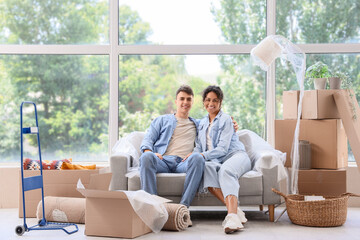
[118,55,266,138]
[0,0,108,45]
[118,0,266,45]
[276,0,360,44]
[0,55,109,162]
[0,0,359,163]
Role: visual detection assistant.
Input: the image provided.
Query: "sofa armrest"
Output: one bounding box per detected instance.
[261,165,282,205]
[109,153,131,191]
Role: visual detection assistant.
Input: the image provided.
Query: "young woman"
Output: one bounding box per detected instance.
[191,85,251,233]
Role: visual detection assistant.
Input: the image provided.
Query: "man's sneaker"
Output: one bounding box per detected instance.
[237,207,247,224]
[222,213,244,234]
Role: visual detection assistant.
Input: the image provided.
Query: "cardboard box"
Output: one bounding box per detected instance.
[282,90,344,119]
[283,90,299,119]
[334,90,360,172]
[19,169,99,218]
[275,119,348,169]
[77,173,152,239]
[298,169,346,196]
[302,90,343,119]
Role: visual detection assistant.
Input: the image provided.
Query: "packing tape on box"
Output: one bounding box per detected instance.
[36,196,85,223]
[162,203,191,231]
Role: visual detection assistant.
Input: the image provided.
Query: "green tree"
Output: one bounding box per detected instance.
[211,0,267,136]
[0,0,109,161]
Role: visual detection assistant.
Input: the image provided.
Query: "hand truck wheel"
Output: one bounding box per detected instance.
[38,218,46,226]
[15,225,26,236]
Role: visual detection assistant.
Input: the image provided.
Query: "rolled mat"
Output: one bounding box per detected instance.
[36,196,85,224]
[162,203,192,231]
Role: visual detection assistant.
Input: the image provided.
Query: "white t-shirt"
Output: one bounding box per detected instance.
[206,120,214,151]
[164,117,196,159]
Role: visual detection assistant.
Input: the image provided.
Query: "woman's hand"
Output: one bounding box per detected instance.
[231,116,239,132]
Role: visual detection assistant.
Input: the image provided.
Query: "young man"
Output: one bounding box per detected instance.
[139,85,205,207]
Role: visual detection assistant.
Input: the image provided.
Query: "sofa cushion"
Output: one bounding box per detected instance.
[239,170,263,196]
[127,170,263,196]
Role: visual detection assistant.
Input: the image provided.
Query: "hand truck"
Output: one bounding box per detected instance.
[15,101,78,236]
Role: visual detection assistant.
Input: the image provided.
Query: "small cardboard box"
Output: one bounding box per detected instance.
[302,90,343,119]
[77,173,153,239]
[275,119,348,169]
[282,90,344,120]
[19,169,99,218]
[283,90,300,119]
[298,169,347,196]
[334,90,360,171]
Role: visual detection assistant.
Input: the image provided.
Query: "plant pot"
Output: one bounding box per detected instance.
[329,77,341,89]
[314,78,327,90]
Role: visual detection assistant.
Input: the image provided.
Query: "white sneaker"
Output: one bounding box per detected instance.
[237,207,247,224]
[222,213,244,234]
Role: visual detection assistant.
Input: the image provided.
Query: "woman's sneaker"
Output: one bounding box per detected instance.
[222,213,244,234]
[237,207,247,224]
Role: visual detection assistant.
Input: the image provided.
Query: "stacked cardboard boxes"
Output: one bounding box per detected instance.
[276,90,348,196]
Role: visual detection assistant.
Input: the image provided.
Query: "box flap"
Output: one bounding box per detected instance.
[334,90,360,171]
[77,188,129,199]
[89,173,112,190]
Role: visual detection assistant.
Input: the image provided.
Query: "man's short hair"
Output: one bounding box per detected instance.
[176,85,194,97]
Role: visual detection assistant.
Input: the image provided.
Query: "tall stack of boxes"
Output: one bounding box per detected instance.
[275,90,348,196]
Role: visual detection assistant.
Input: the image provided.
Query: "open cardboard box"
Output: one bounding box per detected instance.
[77,173,169,239]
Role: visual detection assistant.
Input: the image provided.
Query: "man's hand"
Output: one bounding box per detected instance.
[231,116,239,132]
[182,152,192,162]
[144,149,163,160]
[182,152,205,162]
[155,153,163,160]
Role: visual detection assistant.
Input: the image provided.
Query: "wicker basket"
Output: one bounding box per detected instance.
[272,188,360,227]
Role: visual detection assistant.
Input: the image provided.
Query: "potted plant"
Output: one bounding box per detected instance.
[328,71,347,89]
[305,61,331,89]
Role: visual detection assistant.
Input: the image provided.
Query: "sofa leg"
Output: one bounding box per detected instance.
[259,205,264,211]
[268,205,275,222]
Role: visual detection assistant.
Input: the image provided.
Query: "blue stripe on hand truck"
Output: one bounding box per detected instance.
[23,175,43,192]
[22,127,39,134]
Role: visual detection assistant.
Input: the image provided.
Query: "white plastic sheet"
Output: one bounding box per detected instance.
[112,132,144,167]
[238,129,287,181]
[251,35,306,194]
[124,190,170,233]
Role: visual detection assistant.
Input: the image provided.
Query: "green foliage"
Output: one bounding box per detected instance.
[305,61,331,79]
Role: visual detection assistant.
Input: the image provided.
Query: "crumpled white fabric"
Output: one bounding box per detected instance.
[238,129,287,181]
[123,190,169,233]
[112,132,145,167]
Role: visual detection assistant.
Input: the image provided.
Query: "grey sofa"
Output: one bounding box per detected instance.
[109,130,286,222]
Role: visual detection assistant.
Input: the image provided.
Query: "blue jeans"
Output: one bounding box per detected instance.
[140,152,205,207]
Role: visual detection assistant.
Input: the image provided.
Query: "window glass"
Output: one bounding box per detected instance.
[276,54,360,162]
[0,0,108,44]
[119,54,266,138]
[276,0,360,43]
[0,55,109,162]
[118,0,266,44]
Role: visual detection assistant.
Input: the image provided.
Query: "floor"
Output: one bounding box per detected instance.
[3,206,360,240]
